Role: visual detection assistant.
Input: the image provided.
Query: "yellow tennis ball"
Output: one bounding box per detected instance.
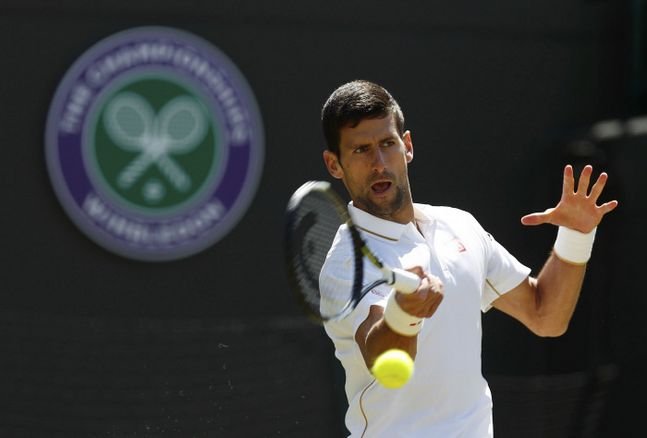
[371,348,414,389]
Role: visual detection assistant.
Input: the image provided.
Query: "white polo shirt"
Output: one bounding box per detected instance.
[320,203,531,437]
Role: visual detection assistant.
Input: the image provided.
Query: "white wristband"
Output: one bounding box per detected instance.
[383,291,424,336]
[553,226,597,265]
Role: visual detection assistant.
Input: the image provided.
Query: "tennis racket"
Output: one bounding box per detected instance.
[284,180,420,322]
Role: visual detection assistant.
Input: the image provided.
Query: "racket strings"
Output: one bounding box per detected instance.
[287,191,345,319]
[286,181,391,322]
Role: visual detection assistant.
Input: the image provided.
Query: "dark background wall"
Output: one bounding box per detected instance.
[0,1,642,437]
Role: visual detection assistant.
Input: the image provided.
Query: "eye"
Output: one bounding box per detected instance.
[353,145,368,154]
[382,139,396,147]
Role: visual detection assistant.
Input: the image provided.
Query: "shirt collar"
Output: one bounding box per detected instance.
[348,202,432,241]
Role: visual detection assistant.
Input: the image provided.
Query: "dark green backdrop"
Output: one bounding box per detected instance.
[0,1,642,436]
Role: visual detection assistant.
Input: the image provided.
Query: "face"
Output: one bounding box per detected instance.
[323,115,414,224]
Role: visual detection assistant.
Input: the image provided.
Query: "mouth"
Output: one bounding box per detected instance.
[370,180,392,195]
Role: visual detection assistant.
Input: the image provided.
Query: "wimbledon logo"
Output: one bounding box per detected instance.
[45,27,264,261]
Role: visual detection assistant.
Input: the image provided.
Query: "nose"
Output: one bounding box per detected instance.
[371,148,387,172]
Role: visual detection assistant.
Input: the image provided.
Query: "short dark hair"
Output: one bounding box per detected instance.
[321,80,405,155]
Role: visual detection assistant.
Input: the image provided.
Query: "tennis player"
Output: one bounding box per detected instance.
[318,80,618,437]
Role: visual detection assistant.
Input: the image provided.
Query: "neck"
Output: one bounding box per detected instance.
[354,200,414,225]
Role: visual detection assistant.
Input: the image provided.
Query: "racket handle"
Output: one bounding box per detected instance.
[388,268,420,294]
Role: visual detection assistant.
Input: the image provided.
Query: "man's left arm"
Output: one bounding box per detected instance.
[491,164,618,336]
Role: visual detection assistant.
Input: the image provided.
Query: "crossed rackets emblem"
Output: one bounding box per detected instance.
[103,92,208,200]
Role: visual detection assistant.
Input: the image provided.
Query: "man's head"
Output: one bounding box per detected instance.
[321,80,405,156]
[321,80,414,224]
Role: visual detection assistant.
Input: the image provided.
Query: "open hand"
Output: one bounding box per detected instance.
[520,164,618,233]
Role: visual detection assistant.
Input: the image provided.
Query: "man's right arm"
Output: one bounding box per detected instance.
[354,268,444,369]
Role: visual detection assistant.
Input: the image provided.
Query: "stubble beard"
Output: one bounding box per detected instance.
[355,181,410,221]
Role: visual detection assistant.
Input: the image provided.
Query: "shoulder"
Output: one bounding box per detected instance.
[415,203,492,250]
[326,224,353,258]
[320,224,353,277]
[415,203,481,226]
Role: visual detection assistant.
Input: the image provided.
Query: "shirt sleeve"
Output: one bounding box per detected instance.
[319,233,394,386]
[481,232,531,312]
[350,280,391,335]
[319,238,390,336]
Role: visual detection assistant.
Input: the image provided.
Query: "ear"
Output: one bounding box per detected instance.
[323,150,344,179]
[403,130,414,163]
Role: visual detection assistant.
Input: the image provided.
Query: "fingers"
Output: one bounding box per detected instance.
[520,213,543,226]
[572,165,619,211]
[528,163,618,230]
[406,266,425,278]
[576,164,593,195]
[562,164,575,196]
[414,274,444,317]
[571,164,612,199]
[423,292,443,317]
[396,272,444,319]
[599,199,619,215]
[520,208,554,226]
[423,274,444,295]
[424,276,444,316]
[588,171,608,202]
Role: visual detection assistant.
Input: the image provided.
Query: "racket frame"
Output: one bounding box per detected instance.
[285,181,419,322]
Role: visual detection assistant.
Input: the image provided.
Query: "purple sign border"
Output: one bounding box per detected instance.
[45,26,264,261]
